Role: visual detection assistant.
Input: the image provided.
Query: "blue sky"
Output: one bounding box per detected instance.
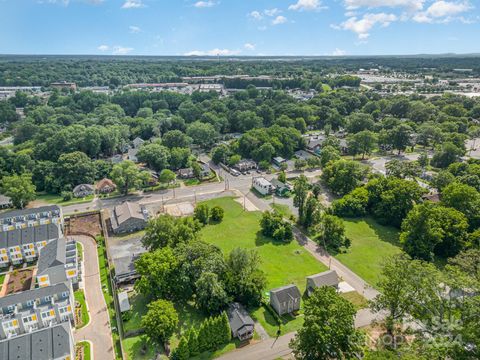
[1,0,479,56]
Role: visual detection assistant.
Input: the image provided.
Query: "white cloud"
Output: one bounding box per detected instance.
[112,46,134,55]
[129,25,141,33]
[249,10,263,20]
[121,0,144,9]
[194,1,216,8]
[289,0,323,12]
[344,0,425,11]
[272,15,288,25]
[331,48,347,56]
[244,43,256,50]
[97,45,110,51]
[336,12,397,39]
[413,1,472,23]
[184,48,241,56]
[264,8,281,17]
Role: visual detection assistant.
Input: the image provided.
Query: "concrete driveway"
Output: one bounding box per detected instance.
[74,235,115,360]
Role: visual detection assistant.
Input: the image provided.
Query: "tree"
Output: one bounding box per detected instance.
[260,210,293,242]
[370,254,420,342]
[141,299,178,345]
[187,121,218,148]
[293,175,309,222]
[162,130,191,149]
[290,287,362,360]
[316,214,349,251]
[210,206,224,222]
[319,145,340,167]
[137,143,171,172]
[225,248,266,307]
[431,142,464,168]
[172,336,189,360]
[322,159,368,196]
[400,202,469,261]
[195,272,229,314]
[55,151,95,192]
[366,177,425,227]
[211,144,230,165]
[187,329,199,357]
[194,203,210,225]
[441,182,480,229]
[159,169,176,185]
[135,248,179,300]
[389,124,413,155]
[347,130,377,159]
[110,160,143,195]
[142,214,201,250]
[294,158,307,170]
[1,173,36,209]
[302,194,322,229]
[331,186,369,218]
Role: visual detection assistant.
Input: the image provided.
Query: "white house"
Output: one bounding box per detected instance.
[252,177,274,196]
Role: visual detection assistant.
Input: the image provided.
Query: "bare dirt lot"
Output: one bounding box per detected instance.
[66,213,102,237]
[4,268,34,295]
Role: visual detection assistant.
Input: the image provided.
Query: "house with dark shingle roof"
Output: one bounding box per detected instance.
[227,303,254,341]
[270,284,301,316]
[72,184,94,198]
[111,202,148,234]
[306,270,340,296]
[0,195,11,209]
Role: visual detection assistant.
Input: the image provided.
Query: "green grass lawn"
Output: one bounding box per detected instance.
[200,197,327,291]
[336,217,402,287]
[76,242,83,261]
[340,291,369,310]
[123,292,148,334]
[97,236,123,360]
[74,290,90,328]
[76,341,92,360]
[35,193,94,206]
[0,273,6,288]
[251,306,304,337]
[122,335,160,360]
[270,203,293,219]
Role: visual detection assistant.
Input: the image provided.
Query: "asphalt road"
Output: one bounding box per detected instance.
[74,235,115,360]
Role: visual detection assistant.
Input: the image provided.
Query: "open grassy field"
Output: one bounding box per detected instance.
[336,217,402,287]
[200,197,327,291]
[35,193,94,206]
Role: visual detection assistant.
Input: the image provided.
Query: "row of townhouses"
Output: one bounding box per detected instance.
[0,205,78,360]
[0,206,63,267]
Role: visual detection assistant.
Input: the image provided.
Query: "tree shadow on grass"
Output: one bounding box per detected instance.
[344,216,401,248]
[255,231,292,247]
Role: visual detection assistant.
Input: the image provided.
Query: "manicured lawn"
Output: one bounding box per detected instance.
[251,306,304,337]
[123,292,148,334]
[336,217,402,287]
[340,291,369,310]
[97,236,123,360]
[122,335,159,360]
[270,203,292,219]
[74,290,90,328]
[76,242,83,261]
[200,197,327,291]
[35,193,94,206]
[0,273,6,288]
[76,341,92,360]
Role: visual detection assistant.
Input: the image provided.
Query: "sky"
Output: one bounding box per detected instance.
[1,0,479,56]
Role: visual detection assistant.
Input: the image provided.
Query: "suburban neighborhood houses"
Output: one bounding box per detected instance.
[1,49,480,360]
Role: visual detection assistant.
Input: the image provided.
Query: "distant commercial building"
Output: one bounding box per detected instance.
[50,82,77,91]
[234,159,257,172]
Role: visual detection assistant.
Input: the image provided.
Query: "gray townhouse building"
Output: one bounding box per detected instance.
[0,206,63,268]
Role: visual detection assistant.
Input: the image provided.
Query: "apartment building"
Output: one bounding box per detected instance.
[0,206,63,267]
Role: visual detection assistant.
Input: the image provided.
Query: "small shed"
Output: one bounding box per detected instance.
[118,291,131,313]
